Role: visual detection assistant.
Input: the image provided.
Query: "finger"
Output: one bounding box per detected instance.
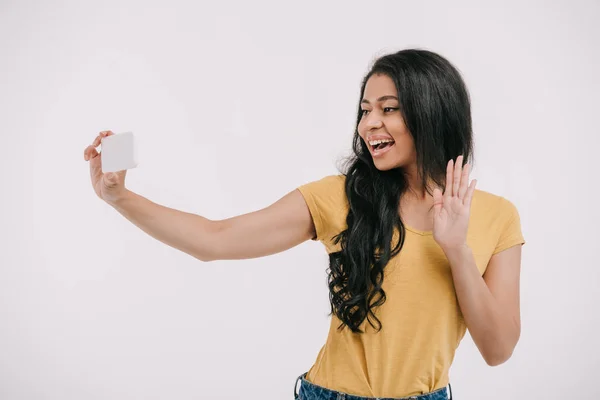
[96,131,114,147]
[444,159,453,199]
[84,145,99,161]
[85,131,115,160]
[458,163,470,200]
[84,135,103,160]
[464,179,477,208]
[97,130,114,144]
[92,134,103,148]
[453,155,463,197]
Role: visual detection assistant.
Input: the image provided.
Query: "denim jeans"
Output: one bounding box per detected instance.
[293,372,452,400]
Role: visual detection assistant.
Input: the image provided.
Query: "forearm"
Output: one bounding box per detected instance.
[108,190,216,261]
[444,245,519,365]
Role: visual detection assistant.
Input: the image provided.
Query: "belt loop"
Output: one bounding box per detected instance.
[293,373,304,399]
[447,383,453,400]
[336,393,345,400]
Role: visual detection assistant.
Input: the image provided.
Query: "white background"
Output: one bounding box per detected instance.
[1,1,599,399]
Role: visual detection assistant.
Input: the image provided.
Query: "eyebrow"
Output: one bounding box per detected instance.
[360,95,398,104]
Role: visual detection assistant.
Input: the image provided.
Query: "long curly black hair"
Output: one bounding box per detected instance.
[327,49,474,333]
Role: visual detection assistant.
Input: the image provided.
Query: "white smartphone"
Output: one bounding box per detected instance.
[101,131,138,173]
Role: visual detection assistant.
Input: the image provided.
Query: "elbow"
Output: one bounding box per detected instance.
[481,319,521,366]
[193,220,221,262]
[483,349,513,366]
[193,245,219,262]
[482,340,518,366]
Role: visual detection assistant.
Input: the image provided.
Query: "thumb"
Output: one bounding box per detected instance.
[433,188,443,215]
[103,172,119,187]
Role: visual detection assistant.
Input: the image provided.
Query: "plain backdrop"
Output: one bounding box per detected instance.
[1,1,599,399]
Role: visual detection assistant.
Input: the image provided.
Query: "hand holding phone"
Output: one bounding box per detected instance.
[83,130,136,204]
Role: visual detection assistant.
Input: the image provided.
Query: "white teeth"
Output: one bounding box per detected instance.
[369,139,394,146]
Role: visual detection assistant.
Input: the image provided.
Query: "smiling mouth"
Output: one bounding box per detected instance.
[371,141,394,151]
[368,139,396,157]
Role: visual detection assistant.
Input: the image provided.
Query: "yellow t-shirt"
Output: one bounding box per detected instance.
[296,174,526,397]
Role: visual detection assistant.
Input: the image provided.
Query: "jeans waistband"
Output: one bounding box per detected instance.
[294,372,452,400]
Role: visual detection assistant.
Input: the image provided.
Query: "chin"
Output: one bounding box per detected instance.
[373,159,403,171]
[372,152,406,170]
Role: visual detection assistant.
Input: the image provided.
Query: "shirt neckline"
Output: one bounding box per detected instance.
[404,224,433,236]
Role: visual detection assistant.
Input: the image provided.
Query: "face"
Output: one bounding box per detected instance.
[358,74,416,171]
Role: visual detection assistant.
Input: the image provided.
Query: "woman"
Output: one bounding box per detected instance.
[84,49,525,400]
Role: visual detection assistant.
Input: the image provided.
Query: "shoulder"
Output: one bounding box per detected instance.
[297,174,346,201]
[472,189,521,221]
[298,174,345,189]
[296,174,348,246]
[469,188,525,257]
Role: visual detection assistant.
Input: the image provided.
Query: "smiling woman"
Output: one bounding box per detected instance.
[84,48,524,400]
[291,50,523,400]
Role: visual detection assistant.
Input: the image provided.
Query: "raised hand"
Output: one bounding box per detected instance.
[83,130,128,204]
[432,155,477,252]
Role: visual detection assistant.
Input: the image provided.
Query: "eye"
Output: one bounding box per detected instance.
[360,108,397,117]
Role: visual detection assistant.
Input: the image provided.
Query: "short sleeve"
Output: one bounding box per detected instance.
[493,197,526,255]
[296,175,346,243]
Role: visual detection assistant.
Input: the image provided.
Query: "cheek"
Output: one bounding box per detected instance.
[357,128,368,141]
[357,121,366,135]
[391,127,413,147]
[391,136,415,156]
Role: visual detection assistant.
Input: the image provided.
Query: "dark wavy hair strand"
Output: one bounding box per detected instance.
[327,49,474,334]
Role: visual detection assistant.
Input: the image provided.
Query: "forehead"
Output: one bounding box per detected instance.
[363,74,397,97]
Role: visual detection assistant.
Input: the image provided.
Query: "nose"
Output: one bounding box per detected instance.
[365,114,383,129]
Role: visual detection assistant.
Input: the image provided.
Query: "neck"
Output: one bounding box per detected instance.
[402,164,432,203]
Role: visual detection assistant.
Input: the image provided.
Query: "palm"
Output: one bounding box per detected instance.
[432,155,477,251]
